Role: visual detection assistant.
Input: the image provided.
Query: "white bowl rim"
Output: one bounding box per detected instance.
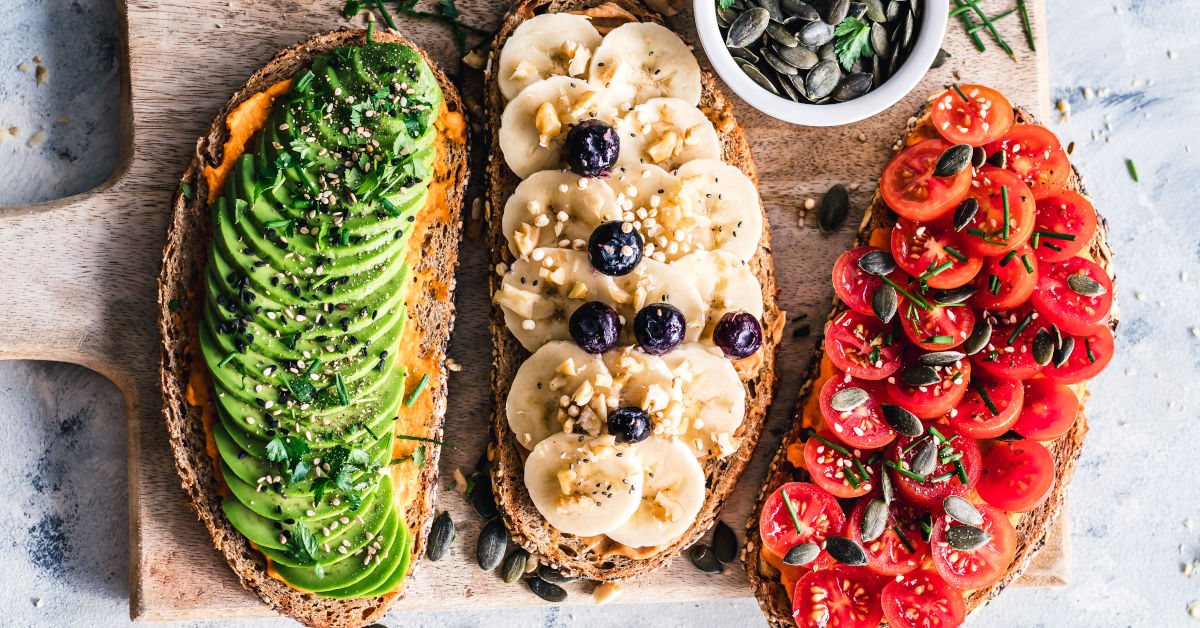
[693,0,950,127]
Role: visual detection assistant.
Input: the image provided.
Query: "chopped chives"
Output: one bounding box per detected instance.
[929,426,948,443]
[1008,312,1034,345]
[1086,337,1096,363]
[1021,254,1034,273]
[218,352,237,368]
[882,276,931,309]
[929,471,956,483]
[903,437,929,455]
[335,372,350,406]
[853,457,871,485]
[1018,0,1036,51]
[944,246,968,263]
[380,197,401,216]
[1031,232,1041,249]
[951,83,970,102]
[953,460,970,484]
[810,431,852,456]
[886,460,927,482]
[971,378,999,415]
[781,489,804,534]
[844,468,861,489]
[1034,230,1076,241]
[989,274,1001,295]
[404,373,430,408]
[920,261,954,280]
[940,452,964,465]
[1000,250,1018,266]
[923,335,955,344]
[960,0,1016,57]
[1045,242,1063,252]
[1001,185,1011,241]
[965,227,987,237]
[1126,158,1139,182]
[893,526,916,553]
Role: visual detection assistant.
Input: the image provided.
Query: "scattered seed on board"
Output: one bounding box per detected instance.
[525,576,568,602]
[943,496,984,526]
[426,511,454,561]
[476,518,509,570]
[882,404,923,437]
[825,535,868,566]
[818,183,850,232]
[471,472,500,520]
[501,549,528,583]
[713,521,738,564]
[946,524,993,551]
[689,543,724,573]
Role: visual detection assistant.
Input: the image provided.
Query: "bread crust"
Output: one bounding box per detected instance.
[743,102,1117,627]
[157,28,468,628]
[484,0,782,581]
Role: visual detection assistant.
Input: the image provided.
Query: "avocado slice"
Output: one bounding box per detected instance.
[271,501,400,593]
[320,513,410,599]
[260,474,394,567]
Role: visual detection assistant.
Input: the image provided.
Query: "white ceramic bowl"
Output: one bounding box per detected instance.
[693,0,949,126]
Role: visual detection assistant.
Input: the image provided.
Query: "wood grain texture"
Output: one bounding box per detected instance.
[0,0,1066,621]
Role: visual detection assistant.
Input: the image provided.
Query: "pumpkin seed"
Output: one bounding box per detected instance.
[943,496,984,526]
[871,54,886,89]
[501,549,529,583]
[881,404,923,437]
[818,40,838,62]
[901,9,914,48]
[525,576,568,602]
[799,20,835,47]
[847,2,866,19]
[476,518,509,570]
[971,146,987,168]
[885,0,902,21]
[1032,328,1055,366]
[994,429,1025,442]
[426,511,454,561]
[834,73,873,101]
[910,440,938,476]
[900,365,940,387]
[1053,336,1076,368]
[689,543,724,573]
[767,21,800,47]
[727,8,771,47]
[824,0,851,24]
[764,48,799,74]
[920,351,965,367]
[861,498,889,542]
[946,524,993,551]
[730,46,761,63]
[713,521,738,563]
[1067,273,1107,297]
[817,181,849,231]
[987,150,1008,168]
[858,250,896,275]
[888,40,903,74]
[931,285,976,305]
[472,472,499,519]
[757,0,786,21]
[781,0,820,21]
[783,542,821,566]
[1051,323,1063,349]
[831,386,870,412]
[934,144,974,177]
[717,4,738,26]
[739,60,780,95]
[775,43,819,69]
[952,198,979,231]
[870,21,890,57]
[538,564,579,584]
[881,466,895,503]
[963,317,992,355]
[863,0,886,20]
[776,67,801,99]
[931,47,951,68]
[825,536,868,566]
[787,73,809,100]
[873,284,897,323]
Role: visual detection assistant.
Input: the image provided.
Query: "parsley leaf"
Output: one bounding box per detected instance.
[289,378,315,403]
[438,0,459,18]
[180,182,193,199]
[291,460,312,484]
[167,298,180,313]
[341,0,363,19]
[265,438,289,465]
[348,448,371,466]
[311,476,332,506]
[285,523,320,564]
[233,199,248,223]
[718,0,735,8]
[388,445,427,469]
[833,17,874,71]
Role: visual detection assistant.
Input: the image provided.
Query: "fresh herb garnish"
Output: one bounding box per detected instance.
[180,182,193,199]
[335,372,350,406]
[404,373,430,408]
[780,489,804,533]
[389,444,427,468]
[1126,158,1139,182]
[285,522,320,564]
[168,298,180,313]
[833,17,874,72]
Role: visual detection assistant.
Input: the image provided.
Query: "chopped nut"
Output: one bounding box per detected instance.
[35,65,48,85]
[534,101,561,148]
[646,130,681,163]
[27,131,46,147]
[568,91,600,120]
[462,48,486,70]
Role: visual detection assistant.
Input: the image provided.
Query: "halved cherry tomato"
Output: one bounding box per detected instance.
[946,373,1024,439]
[984,124,1070,195]
[885,356,971,419]
[820,375,898,449]
[1031,256,1113,334]
[881,569,966,628]
[1041,324,1114,384]
[960,167,1036,257]
[833,247,910,317]
[930,503,1017,590]
[791,565,885,628]
[898,297,976,351]
[881,139,973,222]
[826,311,904,380]
[971,243,1039,311]
[977,441,1055,512]
[847,494,930,576]
[759,482,847,564]
[804,430,877,498]
[891,218,982,290]
[930,84,1014,147]
[1013,379,1079,440]
[970,307,1044,381]
[1031,190,1097,262]
[888,422,981,509]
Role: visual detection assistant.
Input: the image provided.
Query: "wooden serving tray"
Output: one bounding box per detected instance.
[0,0,1067,621]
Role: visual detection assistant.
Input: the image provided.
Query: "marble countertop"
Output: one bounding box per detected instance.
[1,0,1196,626]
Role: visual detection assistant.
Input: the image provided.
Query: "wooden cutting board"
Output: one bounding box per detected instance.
[0,0,1068,621]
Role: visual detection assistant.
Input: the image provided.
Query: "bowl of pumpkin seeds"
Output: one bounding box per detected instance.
[694,0,948,125]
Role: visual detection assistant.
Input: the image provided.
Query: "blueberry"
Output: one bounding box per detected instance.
[633,304,686,355]
[607,406,652,444]
[713,311,763,359]
[587,221,643,276]
[568,301,621,354]
[565,119,619,178]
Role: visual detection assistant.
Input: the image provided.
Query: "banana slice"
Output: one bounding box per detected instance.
[493,248,706,352]
[604,437,706,548]
[669,159,764,262]
[499,76,617,179]
[671,250,764,335]
[497,14,603,101]
[507,341,617,449]
[524,432,644,537]
[501,171,623,257]
[588,22,702,107]
[615,98,720,171]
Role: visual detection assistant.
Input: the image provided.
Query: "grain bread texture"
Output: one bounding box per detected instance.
[158,28,468,628]
[744,103,1116,627]
[484,0,783,581]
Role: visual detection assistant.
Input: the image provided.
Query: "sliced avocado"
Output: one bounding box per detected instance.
[272,501,400,593]
[212,421,389,489]
[321,511,409,599]
[260,475,393,567]
[360,517,413,597]
[221,496,287,550]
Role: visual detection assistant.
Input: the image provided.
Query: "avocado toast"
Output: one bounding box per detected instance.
[159,28,467,627]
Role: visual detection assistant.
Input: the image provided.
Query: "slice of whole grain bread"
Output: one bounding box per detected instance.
[744,101,1117,627]
[158,28,468,628]
[484,0,782,581]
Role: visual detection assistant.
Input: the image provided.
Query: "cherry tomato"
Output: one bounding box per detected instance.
[960,167,1036,257]
[1031,256,1113,334]
[820,375,898,449]
[1031,190,1097,262]
[898,298,976,351]
[826,311,904,381]
[834,247,910,317]
[971,243,1039,311]
[803,430,878,499]
[946,374,1024,439]
[885,356,971,419]
[1041,324,1114,384]
[888,422,981,509]
[970,307,1044,381]
[881,569,966,628]
[984,124,1071,196]
[791,565,885,628]
[930,503,1017,590]
[881,139,973,222]
[759,482,847,564]
[1012,379,1079,440]
[891,218,982,290]
[977,441,1055,512]
[930,84,1014,147]
[847,494,930,576]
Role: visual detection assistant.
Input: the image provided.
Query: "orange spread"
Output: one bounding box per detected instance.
[203,80,293,198]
